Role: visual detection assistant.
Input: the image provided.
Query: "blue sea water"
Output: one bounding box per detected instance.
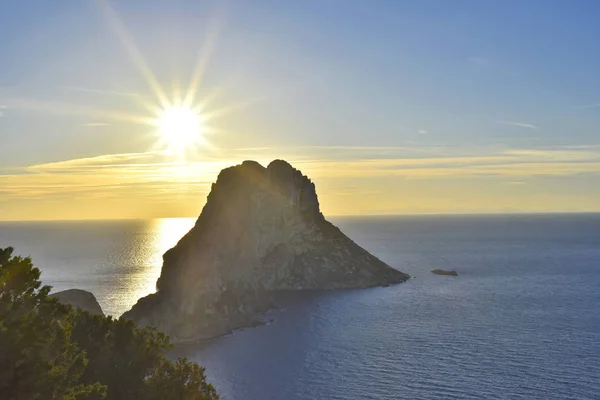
[1,214,599,399]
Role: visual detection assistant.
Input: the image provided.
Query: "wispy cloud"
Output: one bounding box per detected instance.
[18,145,600,183]
[28,151,168,171]
[81,122,110,127]
[573,103,600,109]
[418,129,428,135]
[496,121,539,130]
[59,86,141,98]
[0,152,228,207]
[2,145,600,218]
[0,105,6,117]
[0,96,153,124]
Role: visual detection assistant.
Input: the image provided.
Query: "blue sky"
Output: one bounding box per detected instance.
[1,0,600,219]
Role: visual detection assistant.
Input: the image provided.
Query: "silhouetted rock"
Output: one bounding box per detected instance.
[431,269,458,276]
[123,160,409,341]
[51,289,104,316]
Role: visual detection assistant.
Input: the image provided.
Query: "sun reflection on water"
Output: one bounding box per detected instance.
[120,218,196,314]
[149,218,196,267]
[145,218,196,291]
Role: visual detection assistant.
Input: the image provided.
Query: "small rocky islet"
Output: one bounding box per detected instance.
[50,288,105,316]
[431,269,459,276]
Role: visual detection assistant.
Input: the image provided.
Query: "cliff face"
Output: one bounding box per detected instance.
[123,160,409,340]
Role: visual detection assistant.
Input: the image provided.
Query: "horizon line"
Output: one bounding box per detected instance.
[2,210,600,223]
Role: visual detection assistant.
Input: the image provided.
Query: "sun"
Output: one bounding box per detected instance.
[154,106,206,153]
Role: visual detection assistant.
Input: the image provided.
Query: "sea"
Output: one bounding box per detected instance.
[1,214,599,400]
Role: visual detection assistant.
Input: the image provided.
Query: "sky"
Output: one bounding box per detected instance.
[1,0,600,220]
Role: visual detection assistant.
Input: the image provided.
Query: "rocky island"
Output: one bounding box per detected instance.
[123,160,409,341]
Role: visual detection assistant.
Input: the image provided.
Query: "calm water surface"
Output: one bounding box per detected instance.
[1,214,599,399]
[0,218,195,316]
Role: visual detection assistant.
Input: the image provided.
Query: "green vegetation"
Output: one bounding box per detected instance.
[0,247,219,400]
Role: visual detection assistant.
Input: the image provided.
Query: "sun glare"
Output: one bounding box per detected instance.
[155,106,206,153]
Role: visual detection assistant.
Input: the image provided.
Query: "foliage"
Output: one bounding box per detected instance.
[0,246,105,400]
[146,358,219,400]
[0,247,219,400]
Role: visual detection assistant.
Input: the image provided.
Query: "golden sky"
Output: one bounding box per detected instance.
[2,145,600,220]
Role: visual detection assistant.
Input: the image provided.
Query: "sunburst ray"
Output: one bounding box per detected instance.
[97,0,171,109]
[183,11,224,108]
